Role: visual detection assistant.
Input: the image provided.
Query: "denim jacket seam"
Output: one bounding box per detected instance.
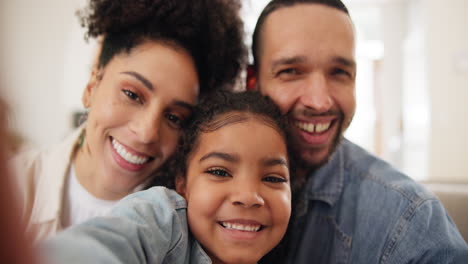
[379,197,438,264]
[165,231,184,256]
[349,162,420,203]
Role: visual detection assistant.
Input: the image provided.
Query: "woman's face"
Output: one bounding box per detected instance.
[177,116,291,264]
[80,41,199,199]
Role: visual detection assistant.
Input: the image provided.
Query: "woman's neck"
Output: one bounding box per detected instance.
[73,146,124,201]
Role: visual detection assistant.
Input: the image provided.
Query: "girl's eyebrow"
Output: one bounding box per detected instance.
[199,152,239,163]
[262,157,289,169]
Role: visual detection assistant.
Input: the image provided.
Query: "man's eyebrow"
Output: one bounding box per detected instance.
[271,55,308,70]
[262,157,289,169]
[121,71,153,91]
[333,56,356,69]
[199,152,239,163]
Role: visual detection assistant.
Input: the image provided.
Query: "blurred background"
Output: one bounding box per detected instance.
[0,0,467,185]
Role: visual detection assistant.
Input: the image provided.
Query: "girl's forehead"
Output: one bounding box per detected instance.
[202,112,283,135]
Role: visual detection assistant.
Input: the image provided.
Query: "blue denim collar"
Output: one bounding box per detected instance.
[304,139,346,206]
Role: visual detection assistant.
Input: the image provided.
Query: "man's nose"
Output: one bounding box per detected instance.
[300,72,333,112]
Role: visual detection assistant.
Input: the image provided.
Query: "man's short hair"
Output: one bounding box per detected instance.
[251,0,350,68]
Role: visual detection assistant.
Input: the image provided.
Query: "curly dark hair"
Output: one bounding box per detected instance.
[77,0,247,93]
[152,90,297,187]
[153,90,299,263]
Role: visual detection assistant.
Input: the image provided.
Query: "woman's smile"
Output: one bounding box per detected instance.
[110,137,154,171]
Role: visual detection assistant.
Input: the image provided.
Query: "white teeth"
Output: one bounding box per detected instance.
[112,139,149,165]
[221,222,261,232]
[315,122,330,133]
[294,121,331,133]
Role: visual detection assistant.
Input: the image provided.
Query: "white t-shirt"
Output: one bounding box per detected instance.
[61,164,117,228]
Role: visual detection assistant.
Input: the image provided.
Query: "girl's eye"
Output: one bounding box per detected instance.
[206,168,231,178]
[123,89,142,103]
[263,175,287,183]
[165,113,184,128]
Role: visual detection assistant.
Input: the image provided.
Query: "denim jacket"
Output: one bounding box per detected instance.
[42,187,212,264]
[288,139,468,264]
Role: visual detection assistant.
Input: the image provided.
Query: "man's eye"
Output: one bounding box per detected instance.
[206,168,230,178]
[331,68,352,78]
[277,68,298,76]
[123,89,142,103]
[165,113,183,128]
[263,176,287,183]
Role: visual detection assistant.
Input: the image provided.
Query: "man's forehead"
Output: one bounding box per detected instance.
[259,3,355,64]
[263,3,353,37]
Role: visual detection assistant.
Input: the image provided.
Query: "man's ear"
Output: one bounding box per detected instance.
[246,64,258,91]
[175,175,187,197]
[82,70,100,108]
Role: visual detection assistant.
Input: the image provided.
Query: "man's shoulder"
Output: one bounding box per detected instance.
[339,139,434,203]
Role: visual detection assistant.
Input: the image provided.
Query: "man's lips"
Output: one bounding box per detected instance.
[294,120,332,133]
[291,118,338,145]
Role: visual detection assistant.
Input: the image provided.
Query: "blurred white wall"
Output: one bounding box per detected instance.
[423,0,468,183]
[0,0,95,149]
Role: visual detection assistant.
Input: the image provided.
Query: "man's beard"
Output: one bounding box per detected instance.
[292,117,346,185]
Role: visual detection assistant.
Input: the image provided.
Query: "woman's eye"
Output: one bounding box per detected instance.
[165,113,184,128]
[206,168,230,178]
[263,176,287,183]
[123,89,142,103]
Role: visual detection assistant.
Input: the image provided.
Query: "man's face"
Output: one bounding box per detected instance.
[257,4,356,170]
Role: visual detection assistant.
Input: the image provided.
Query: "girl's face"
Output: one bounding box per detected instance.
[177,115,291,264]
[80,41,199,200]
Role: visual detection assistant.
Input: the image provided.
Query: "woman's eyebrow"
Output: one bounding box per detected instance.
[120,71,153,91]
[199,152,239,163]
[172,100,194,112]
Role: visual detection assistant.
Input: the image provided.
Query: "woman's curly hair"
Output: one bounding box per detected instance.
[77,0,247,93]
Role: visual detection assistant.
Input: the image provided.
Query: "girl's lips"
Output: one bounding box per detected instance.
[217,220,265,241]
[218,220,264,232]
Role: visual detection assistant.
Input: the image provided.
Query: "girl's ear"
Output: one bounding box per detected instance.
[82,69,100,108]
[175,175,187,197]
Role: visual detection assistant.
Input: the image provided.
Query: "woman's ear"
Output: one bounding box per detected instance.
[82,70,100,108]
[175,175,187,197]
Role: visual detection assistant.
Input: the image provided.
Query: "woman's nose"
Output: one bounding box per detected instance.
[130,109,162,144]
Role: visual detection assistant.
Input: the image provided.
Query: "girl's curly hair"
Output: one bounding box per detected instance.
[153,90,299,264]
[153,90,296,189]
[77,0,247,93]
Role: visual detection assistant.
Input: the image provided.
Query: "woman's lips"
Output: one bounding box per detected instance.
[109,137,153,172]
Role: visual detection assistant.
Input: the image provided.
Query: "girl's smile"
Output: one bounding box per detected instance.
[177,114,291,264]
